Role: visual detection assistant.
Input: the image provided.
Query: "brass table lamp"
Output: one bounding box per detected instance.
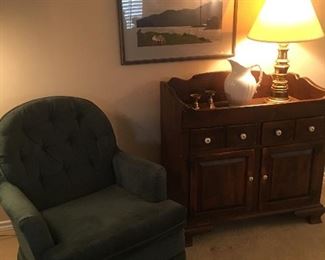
[248,0,324,103]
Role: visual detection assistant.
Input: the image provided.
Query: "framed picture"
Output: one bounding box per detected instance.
[117,0,238,65]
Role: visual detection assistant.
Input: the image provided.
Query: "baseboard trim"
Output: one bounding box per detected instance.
[0,220,13,232]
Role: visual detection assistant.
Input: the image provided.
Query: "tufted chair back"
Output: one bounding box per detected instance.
[0,97,118,210]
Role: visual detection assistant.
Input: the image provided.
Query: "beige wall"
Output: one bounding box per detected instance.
[0,0,324,220]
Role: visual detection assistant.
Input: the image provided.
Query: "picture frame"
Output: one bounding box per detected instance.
[117,0,238,65]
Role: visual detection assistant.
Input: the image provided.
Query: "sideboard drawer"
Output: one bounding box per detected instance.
[262,120,295,146]
[295,116,325,142]
[190,127,225,153]
[227,124,258,148]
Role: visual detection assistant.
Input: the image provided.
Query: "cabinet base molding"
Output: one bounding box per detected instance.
[185,205,325,247]
[185,223,213,247]
[295,205,325,224]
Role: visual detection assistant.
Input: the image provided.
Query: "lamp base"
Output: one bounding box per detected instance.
[267,96,293,104]
[270,43,290,102]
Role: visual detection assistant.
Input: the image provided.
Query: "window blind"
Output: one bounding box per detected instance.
[122,0,143,29]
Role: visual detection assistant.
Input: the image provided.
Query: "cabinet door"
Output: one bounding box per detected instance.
[260,143,325,211]
[191,149,255,215]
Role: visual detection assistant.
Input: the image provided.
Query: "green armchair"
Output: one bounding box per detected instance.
[0,97,186,260]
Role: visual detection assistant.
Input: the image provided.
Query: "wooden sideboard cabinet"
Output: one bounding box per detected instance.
[160,71,325,246]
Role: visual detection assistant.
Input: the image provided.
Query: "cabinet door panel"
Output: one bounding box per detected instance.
[269,149,312,200]
[260,143,325,211]
[191,150,255,214]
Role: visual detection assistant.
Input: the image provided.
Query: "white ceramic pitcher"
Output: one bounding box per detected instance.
[224,60,263,106]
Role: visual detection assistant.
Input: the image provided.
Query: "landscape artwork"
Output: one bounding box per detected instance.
[118,0,238,64]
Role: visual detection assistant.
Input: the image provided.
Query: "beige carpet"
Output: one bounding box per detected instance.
[0,184,324,260]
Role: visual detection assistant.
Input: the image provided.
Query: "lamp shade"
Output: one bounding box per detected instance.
[248,0,324,43]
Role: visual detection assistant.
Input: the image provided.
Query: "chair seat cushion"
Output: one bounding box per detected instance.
[41,185,186,260]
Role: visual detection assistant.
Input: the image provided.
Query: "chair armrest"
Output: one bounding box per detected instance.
[113,151,167,202]
[0,182,54,260]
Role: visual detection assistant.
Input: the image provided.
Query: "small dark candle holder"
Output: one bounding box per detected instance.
[205,90,217,110]
[190,93,201,110]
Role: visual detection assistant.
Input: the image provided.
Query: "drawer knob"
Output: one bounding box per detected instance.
[263,174,269,181]
[204,137,212,144]
[275,129,283,137]
[308,126,316,133]
[248,176,254,183]
[240,133,247,140]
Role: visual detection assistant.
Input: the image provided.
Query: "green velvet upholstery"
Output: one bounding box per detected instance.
[41,185,184,260]
[0,97,117,210]
[0,182,54,260]
[0,97,186,260]
[113,151,167,202]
